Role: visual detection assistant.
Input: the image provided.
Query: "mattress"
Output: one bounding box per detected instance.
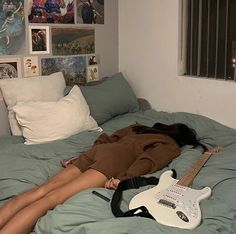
[0,109,236,234]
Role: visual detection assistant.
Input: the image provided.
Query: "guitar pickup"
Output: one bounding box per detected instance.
[158,199,176,209]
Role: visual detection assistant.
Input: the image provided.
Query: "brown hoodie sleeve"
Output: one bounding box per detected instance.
[118,139,180,181]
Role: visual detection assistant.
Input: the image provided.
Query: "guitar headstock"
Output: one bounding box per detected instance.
[206,146,222,155]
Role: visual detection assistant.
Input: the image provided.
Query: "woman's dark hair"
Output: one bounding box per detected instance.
[133,123,207,152]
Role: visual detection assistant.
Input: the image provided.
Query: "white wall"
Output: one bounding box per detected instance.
[96,0,119,78]
[119,0,236,129]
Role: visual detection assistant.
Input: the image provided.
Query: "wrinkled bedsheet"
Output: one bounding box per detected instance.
[0,109,236,234]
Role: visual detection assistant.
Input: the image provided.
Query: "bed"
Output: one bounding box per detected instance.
[0,73,236,234]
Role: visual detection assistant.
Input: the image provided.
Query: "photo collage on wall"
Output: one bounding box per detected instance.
[0,0,104,85]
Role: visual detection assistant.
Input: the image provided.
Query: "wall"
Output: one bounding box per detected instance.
[96,0,119,78]
[0,0,119,136]
[119,0,236,129]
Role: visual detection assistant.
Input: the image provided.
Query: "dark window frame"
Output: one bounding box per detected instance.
[179,0,236,81]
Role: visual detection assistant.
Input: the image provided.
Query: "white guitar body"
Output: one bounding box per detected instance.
[129,170,211,229]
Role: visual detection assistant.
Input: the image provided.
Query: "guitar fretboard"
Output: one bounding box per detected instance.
[177,147,221,187]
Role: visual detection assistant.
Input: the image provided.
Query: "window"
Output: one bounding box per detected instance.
[179,0,236,81]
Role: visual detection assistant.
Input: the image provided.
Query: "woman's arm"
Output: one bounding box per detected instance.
[105,178,121,189]
[93,125,137,145]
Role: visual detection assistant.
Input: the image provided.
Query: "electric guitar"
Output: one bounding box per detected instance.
[129,146,222,229]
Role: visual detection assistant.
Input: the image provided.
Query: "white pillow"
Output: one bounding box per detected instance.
[13,85,98,145]
[0,72,66,136]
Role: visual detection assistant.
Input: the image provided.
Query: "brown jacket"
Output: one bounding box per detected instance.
[71,125,180,180]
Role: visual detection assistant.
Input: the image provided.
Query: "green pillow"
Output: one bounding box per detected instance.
[80,72,139,125]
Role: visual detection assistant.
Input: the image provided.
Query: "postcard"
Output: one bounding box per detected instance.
[23,56,39,77]
[88,54,100,65]
[87,65,99,82]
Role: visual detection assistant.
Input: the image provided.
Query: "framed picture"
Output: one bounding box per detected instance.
[29,26,50,54]
[23,56,39,77]
[87,65,99,82]
[0,58,21,79]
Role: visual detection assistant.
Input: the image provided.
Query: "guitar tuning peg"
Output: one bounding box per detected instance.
[215,146,223,152]
[211,146,223,154]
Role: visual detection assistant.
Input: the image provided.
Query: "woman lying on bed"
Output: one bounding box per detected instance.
[0,122,206,234]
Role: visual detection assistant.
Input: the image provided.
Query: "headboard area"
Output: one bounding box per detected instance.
[0,72,147,138]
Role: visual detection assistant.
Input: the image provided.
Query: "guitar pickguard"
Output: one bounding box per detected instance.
[155,183,211,220]
[129,170,212,229]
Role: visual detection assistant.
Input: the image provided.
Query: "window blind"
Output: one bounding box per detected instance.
[181,0,236,81]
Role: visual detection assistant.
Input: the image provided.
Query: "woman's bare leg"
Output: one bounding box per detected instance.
[0,169,107,234]
[0,165,80,229]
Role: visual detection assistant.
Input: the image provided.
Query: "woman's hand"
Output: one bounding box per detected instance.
[105,178,120,190]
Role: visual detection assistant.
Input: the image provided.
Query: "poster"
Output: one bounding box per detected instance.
[51,27,95,55]
[41,56,87,85]
[0,0,25,55]
[28,0,74,24]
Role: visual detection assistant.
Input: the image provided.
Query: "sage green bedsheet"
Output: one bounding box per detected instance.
[0,109,236,234]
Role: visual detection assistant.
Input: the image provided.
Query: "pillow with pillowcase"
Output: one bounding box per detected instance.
[80,72,140,125]
[13,85,98,145]
[0,72,66,136]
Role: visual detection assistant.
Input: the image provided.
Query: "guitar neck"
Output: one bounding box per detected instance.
[177,147,219,187]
